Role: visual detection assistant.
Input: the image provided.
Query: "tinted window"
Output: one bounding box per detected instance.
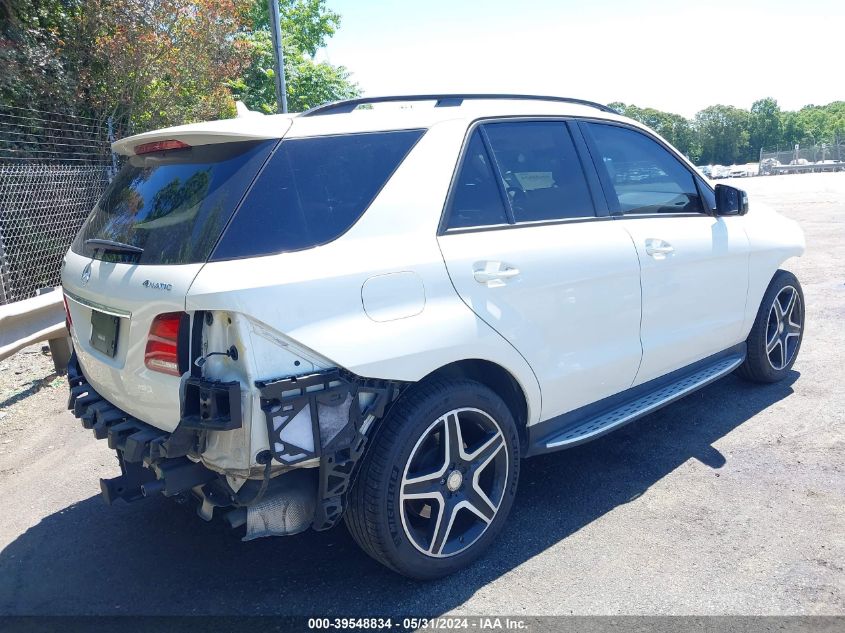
[213,130,423,259]
[484,122,594,222]
[71,141,275,265]
[586,123,704,215]
[446,130,509,229]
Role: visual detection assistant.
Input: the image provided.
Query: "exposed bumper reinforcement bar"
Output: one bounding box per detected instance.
[67,353,219,505]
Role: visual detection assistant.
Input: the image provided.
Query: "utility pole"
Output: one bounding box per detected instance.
[268,0,288,113]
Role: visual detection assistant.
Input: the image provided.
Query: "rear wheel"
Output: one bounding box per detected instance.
[737,269,804,383]
[345,379,519,579]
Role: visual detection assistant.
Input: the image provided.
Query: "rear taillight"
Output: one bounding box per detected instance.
[63,295,72,331]
[145,312,186,376]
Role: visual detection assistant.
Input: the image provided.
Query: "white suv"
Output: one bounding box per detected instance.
[61,94,805,579]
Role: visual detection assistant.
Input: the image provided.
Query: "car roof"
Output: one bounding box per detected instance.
[112,95,634,154]
[286,97,632,137]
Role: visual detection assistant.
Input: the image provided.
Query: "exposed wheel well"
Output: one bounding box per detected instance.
[423,359,529,453]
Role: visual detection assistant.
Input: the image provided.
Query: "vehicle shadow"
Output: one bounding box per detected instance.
[0,372,798,616]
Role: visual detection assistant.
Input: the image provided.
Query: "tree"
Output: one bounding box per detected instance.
[84,0,252,133]
[230,0,358,114]
[694,105,751,164]
[0,0,87,112]
[2,0,359,134]
[610,102,701,162]
[792,103,845,144]
[248,0,339,55]
[749,97,782,154]
[780,111,805,149]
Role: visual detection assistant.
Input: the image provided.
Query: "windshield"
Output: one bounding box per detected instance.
[71,140,276,265]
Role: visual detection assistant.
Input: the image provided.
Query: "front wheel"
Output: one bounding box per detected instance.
[345,379,520,579]
[737,269,805,383]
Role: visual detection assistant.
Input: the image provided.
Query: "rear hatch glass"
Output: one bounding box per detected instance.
[71,140,276,265]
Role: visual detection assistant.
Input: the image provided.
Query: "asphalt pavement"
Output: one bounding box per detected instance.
[0,173,842,616]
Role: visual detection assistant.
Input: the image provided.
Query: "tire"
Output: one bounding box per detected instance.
[736,269,805,383]
[345,378,520,579]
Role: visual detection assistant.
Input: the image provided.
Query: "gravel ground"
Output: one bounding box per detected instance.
[0,173,843,616]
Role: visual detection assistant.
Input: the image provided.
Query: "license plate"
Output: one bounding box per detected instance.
[90,310,120,357]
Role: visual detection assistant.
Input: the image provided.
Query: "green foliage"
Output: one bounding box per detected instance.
[0,0,87,112]
[749,98,782,154]
[230,0,359,114]
[694,105,750,165]
[613,99,845,165]
[610,102,701,162]
[248,0,339,56]
[1,0,358,133]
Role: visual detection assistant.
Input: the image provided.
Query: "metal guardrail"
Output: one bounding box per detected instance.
[766,162,845,174]
[0,287,71,373]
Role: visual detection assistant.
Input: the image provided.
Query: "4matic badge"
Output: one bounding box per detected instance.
[142,280,173,291]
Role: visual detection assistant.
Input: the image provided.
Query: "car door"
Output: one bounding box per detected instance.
[437,120,643,420]
[580,121,750,386]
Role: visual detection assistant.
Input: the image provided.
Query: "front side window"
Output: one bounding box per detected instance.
[483,121,595,223]
[585,123,704,215]
[212,129,424,260]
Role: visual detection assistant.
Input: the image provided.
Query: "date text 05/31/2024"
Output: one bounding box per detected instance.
[307,617,530,630]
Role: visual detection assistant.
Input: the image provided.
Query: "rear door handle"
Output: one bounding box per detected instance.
[473,261,520,286]
[645,238,675,257]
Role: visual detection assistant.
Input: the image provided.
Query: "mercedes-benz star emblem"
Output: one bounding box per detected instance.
[81,263,92,285]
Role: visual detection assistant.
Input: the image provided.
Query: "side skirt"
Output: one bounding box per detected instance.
[525,343,746,457]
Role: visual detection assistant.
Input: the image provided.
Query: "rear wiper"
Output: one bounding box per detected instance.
[85,238,144,257]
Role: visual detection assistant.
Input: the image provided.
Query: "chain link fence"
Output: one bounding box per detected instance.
[760,135,845,175]
[0,105,113,304]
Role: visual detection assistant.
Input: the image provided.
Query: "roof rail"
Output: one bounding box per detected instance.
[300,94,617,117]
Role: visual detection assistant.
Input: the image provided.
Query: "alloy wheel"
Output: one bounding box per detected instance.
[765,285,802,371]
[400,408,508,558]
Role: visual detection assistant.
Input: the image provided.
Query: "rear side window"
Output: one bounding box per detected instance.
[484,122,595,223]
[585,123,704,215]
[212,130,424,260]
[71,141,276,265]
[446,130,510,229]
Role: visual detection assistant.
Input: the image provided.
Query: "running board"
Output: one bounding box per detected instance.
[542,353,744,450]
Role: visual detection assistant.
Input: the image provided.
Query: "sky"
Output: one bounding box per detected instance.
[319,0,844,118]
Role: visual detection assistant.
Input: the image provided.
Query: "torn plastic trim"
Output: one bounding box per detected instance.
[257,368,405,530]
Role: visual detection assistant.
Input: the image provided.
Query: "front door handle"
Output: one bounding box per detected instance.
[645,238,675,258]
[473,261,520,286]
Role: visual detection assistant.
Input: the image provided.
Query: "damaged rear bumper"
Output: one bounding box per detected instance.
[67,353,225,506]
[67,352,403,534]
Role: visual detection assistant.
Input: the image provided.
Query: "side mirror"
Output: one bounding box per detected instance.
[715,184,748,216]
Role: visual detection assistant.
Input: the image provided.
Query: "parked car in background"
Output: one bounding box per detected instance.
[761,158,781,175]
[62,94,806,578]
[710,164,729,179]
